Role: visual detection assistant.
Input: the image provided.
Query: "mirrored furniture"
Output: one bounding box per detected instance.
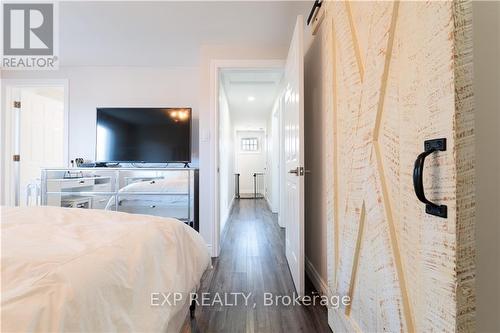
[41,168,199,231]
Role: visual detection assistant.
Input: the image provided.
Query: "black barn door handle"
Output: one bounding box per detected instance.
[413,138,447,218]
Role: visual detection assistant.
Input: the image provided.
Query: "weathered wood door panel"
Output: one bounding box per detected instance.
[323,1,475,332]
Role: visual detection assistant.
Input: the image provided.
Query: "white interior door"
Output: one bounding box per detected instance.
[18,88,64,206]
[283,16,305,296]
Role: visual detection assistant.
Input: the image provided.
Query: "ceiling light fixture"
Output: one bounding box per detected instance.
[247,96,255,102]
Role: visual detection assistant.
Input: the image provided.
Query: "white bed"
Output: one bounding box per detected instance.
[1,206,210,332]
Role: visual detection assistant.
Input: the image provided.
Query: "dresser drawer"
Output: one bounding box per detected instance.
[62,178,94,189]
[47,178,95,192]
[116,195,189,220]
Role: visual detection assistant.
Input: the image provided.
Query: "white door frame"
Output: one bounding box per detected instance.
[1,79,69,206]
[209,59,285,257]
[277,91,286,228]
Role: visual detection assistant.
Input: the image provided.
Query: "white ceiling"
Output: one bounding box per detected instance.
[221,68,283,128]
[59,1,310,67]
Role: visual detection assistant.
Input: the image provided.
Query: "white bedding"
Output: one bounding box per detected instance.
[1,206,210,333]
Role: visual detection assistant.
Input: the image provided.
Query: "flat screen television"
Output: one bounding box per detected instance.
[96,107,191,163]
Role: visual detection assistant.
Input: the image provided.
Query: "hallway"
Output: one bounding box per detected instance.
[184,199,330,333]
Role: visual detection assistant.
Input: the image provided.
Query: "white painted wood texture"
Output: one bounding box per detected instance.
[321,1,475,332]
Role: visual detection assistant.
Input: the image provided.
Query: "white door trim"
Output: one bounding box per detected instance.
[209,59,285,257]
[1,79,69,206]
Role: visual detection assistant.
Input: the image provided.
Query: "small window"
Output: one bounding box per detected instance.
[241,137,259,152]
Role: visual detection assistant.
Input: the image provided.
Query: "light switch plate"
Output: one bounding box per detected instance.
[200,129,210,142]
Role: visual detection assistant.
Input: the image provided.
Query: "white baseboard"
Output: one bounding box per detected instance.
[265,196,273,211]
[213,196,236,258]
[278,213,285,228]
[265,195,280,214]
[264,196,272,209]
[220,196,235,244]
[305,256,330,297]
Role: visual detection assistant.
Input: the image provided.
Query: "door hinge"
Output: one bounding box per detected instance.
[13,101,21,108]
[13,154,20,162]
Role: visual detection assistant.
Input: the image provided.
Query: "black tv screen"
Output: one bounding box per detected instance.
[96,107,191,163]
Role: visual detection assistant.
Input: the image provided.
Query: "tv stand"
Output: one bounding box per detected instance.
[183,163,190,168]
[41,167,200,232]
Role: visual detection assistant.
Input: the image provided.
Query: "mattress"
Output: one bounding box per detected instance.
[1,206,210,332]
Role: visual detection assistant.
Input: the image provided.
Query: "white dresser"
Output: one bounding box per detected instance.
[41,167,199,231]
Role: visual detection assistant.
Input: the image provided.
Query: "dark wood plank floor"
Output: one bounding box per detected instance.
[182,199,331,333]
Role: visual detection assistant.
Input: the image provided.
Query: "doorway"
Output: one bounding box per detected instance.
[2,81,69,206]
[210,18,304,296]
[217,68,284,237]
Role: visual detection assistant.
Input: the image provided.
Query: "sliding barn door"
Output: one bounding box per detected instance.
[324,1,475,332]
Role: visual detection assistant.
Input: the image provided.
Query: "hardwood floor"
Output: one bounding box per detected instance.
[182,199,331,333]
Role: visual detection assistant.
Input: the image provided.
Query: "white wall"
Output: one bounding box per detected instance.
[235,129,266,194]
[265,115,273,206]
[265,98,281,213]
[218,84,235,235]
[2,67,200,165]
[473,2,500,331]
[303,23,330,286]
